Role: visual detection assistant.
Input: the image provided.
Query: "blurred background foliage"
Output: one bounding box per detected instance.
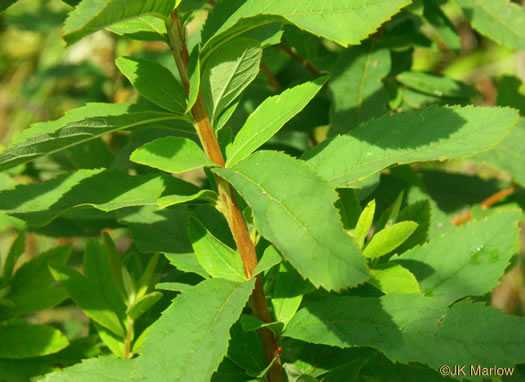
[0,0,525,378]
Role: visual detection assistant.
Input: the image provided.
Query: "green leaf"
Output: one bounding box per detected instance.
[187,45,201,113]
[116,57,186,114]
[304,106,519,187]
[335,189,361,230]
[2,232,25,281]
[131,278,256,381]
[156,190,218,209]
[0,169,201,226]
[363,221,418,258]
[395,200,431,253]
[354,200,375,249]
[205,0,411,51]
[107,16,168,42]
[0,323,69,359]
[62,0,175,45]
[102,233,128,304]
[94,322,125,358]
[455,0,525,50]
[131,137,214,174]
[201,38,262,126]
[374,190,404,233]
[396,71,478,99]
[214,151,369,291]
[0,103,191,171]
[126,292,162,321]
[226,77,328,166]
[83,240,127,317]
[43,357,135,382]
[369,262,420,294]
[253,245,282,276]
[227,322,266,375]
[474,118,525,188]
[392,210,520,303]
[0,245,71,320]
[284,294,525,374]
[272,263,309,327]
[423,0,460,51]
[187,218,246,282]
[49,264,125,338]
[0,0,17,12]
[329,42,391,135]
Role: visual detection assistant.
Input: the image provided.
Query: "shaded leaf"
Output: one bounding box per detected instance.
[396,71,478,99]
[43,357,135,382]
[304,106,519,187]
[0,245,71,320]
[392,210,520,303]
[284,294,525,374]
[49,264,125,337]
[2,232,25,281]
[0,169,200,226]
[215,151,369,291]
[0,103,191,171]
[0,323,69,359]
[329,42,391,135]
[395,200,431,253]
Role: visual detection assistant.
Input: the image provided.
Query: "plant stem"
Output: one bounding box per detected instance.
[123,319,133,360]
[280,41,323,77]
[167,10,283,381]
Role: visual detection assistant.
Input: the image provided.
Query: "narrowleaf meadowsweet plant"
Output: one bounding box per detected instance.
[0,0,525,381]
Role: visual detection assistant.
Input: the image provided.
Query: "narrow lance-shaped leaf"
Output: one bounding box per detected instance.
[354,200,375,249]
[214,151,369,291]
[284,294,525,375]
[116,57,186,114]
[2,232,25,281]
[187,217,246,282]
[131,278,256,382]
[392,210,520,303]
[107,15,168,42]
[455,0,525,50]
[303,106,519,187]
[131,137,214,174]
[62,0,177,45]
[363,221,418,258]
[201,38,262,127]
[0,103,191,172]
[396,71,478,99]
[0,169,201,226]
[203,0,411,53]
[227,76,328,166]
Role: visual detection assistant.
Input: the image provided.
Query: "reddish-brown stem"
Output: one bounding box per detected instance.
[452,186,517,226]
[260,62,281,90]
[280,41,323,77]
[167,10,283,381]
